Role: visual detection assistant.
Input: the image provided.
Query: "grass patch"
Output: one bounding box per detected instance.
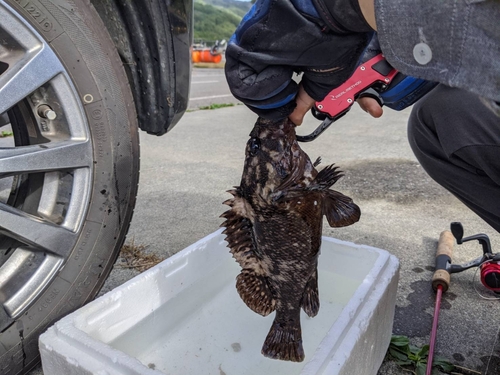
[199,103,235,110]
[193,62,225,69]
[117,240,164,272]
[386,335,479,375]
[0,130,13,137]
[387,335,452,374]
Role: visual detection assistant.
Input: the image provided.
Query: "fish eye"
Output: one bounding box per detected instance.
[249,138,261,156]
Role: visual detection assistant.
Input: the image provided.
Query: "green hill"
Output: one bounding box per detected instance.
[203,0,252,18]
[194,0,252,42]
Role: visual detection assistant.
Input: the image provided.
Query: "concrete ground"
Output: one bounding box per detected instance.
[32,89,500,374]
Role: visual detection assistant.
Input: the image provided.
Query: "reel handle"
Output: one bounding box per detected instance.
[432,230,454,292]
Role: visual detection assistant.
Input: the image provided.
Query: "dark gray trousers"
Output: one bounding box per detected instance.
[408,85,500,233]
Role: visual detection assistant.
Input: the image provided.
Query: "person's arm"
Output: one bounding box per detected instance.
[374,0,499,114]
[292,0,500,122]
[224,0,373,123]
[290,0,378,125]
[358,0,376,30]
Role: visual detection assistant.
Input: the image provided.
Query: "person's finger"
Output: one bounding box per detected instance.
[357,96,383,118]
[289,85,316,125]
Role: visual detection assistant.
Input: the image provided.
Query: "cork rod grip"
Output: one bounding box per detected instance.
[432,230,454,292]
[436,230,454,258]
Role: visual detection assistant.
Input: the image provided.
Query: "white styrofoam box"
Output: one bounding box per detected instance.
[39,229,399,375]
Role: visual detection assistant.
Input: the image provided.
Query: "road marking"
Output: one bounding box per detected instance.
[192,74,224,78]
[191,80,219,84]
[189,94,234,101]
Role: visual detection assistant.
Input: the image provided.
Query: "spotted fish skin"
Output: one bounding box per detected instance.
[221,117,360,362]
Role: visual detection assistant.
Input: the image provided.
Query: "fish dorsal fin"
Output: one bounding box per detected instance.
[322,190,361,227]
[220,189,276,316]
[308,164,344,191]
[220,189,257,269]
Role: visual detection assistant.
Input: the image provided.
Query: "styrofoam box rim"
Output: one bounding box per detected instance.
[39,229,399,375]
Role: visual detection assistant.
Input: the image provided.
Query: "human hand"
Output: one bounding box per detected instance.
[289,33,383,125]
[289,85,316,126]
[357,96,383,118]
[288,88,383,126]
[225,0,374,122]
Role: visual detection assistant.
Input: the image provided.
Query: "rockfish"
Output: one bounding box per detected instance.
[221,117,360,362]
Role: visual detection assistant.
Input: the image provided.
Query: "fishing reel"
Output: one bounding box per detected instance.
[448,222,500,293]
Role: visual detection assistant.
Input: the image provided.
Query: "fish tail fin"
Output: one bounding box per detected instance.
[301,269,320,317]
[262,319,304,362]
[236,270,276,316]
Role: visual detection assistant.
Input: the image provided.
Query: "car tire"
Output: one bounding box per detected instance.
[0,0,139,373]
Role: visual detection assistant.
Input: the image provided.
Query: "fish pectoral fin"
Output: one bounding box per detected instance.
[301,269,320,317]
[322,190,361,227]
[262,319,304,362]
[236,270,276,317]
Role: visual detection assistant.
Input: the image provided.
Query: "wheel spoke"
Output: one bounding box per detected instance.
[0,44,65,114]
[1,248,63,318]
[0,202,78,257]
[0,140,92,177]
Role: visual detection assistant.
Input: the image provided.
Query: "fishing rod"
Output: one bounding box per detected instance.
[428,222,500,375]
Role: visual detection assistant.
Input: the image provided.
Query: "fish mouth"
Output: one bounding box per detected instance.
[251,118,296,139]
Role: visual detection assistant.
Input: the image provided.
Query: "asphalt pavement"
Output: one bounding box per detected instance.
[31,69,500,374]
[188,68,240,110]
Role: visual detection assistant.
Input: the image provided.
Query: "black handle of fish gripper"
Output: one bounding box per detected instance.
[298,87,384,143]
[296,117,336,142]
[297,105,353,142]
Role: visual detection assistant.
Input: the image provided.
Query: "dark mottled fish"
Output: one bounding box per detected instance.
[221,117,360,362]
